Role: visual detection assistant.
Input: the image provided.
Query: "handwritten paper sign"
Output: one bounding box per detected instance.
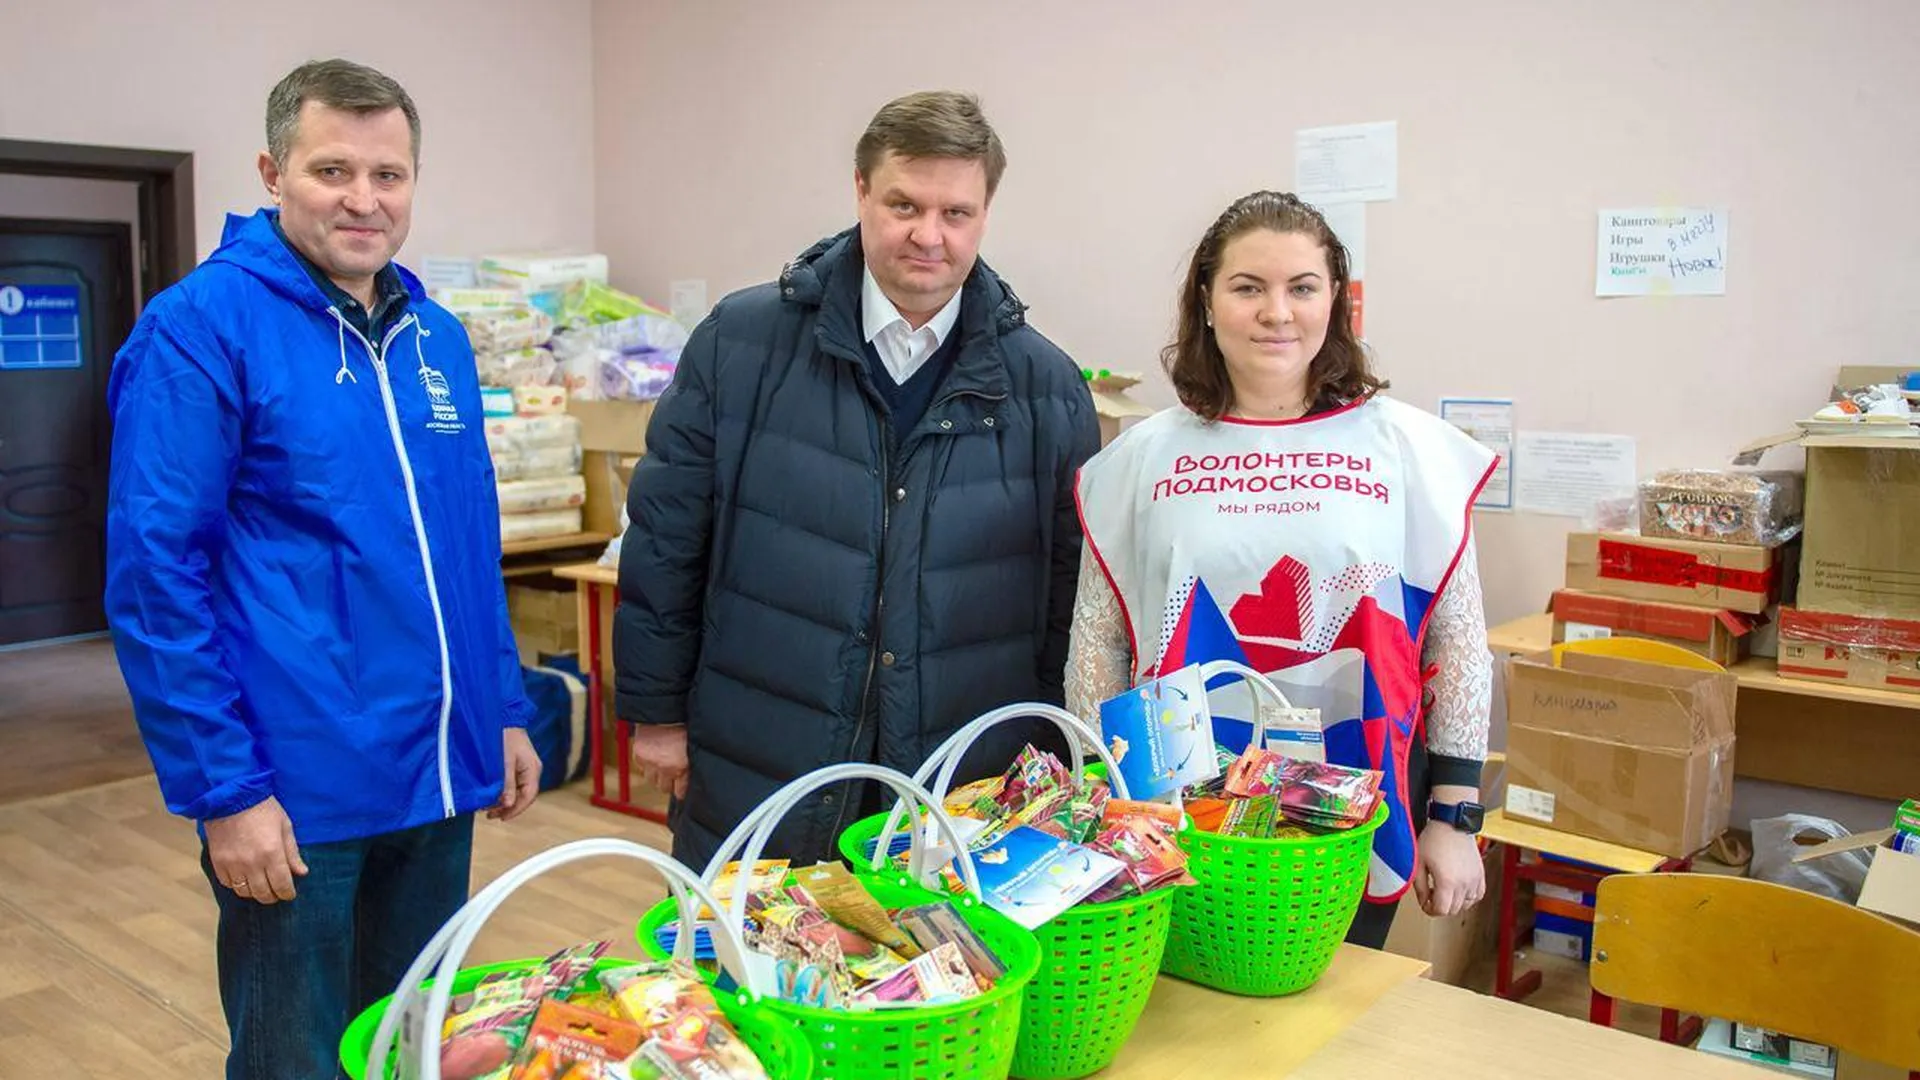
[1595,207,1728,297]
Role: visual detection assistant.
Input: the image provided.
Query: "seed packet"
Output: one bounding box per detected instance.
[895,902,1006,989]
[1273,759,1382,830]
[1100,797,1182,834]
[508,999,645,1079]
[701,860,789,919]
[1224,746,1288,798]
[1087,815,1195,897]
[794,862,920,958]
[1220,794,1278,839]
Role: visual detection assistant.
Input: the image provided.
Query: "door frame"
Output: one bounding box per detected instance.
[0,139,194,301]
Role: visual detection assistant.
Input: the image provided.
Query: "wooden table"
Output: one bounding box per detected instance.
[1489,612,1919,800]
[1292,977,1773,1077]
[551,562,665,824]
[1102,945,1431,1078]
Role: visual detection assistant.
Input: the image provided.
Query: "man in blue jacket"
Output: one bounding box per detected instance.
[618,91,1100,870]
[104,59,541,1079]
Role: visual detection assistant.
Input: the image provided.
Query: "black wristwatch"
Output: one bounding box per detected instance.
[1429,800,1486,835]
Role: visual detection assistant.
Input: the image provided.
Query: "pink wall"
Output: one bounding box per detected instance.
[590,0,1920,630]
[0,0,596,263]
[0,174,143,310]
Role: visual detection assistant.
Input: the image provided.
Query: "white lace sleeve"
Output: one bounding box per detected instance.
[1066,544,1134,727]
[1421,534,1492,763]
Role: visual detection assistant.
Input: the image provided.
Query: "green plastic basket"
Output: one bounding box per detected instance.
[338,956,814,1079]
[837,811,1172,1080]
[1160,800,1389,996]
[637,871,1041,1080]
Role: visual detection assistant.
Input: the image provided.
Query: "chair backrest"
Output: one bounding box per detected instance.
[1592,872,1920,1070]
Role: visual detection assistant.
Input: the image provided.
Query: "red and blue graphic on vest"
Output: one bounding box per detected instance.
[1153,554,1436,902]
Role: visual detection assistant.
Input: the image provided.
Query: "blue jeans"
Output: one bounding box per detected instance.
[200,814,474,1080]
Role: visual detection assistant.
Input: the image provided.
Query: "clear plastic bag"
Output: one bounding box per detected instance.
[1638,469,1804,546]
[1748,814,1871,903]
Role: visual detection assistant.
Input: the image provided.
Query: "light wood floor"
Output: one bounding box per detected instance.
[0,638,152,804]
[0,772,674,1079]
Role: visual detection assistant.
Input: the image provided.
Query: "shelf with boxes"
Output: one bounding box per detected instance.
[1489,374,1920,811]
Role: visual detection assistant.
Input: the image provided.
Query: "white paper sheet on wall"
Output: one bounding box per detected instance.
[1295,122,1397,203]
[1595,207,1728,296]
[1512,432,1638,518]
[1311,200,1366,281]
[1439,397,1514,511]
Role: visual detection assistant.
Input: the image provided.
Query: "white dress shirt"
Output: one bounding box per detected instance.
[861,267,963,385]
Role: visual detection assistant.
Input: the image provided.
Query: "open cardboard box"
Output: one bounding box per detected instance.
[568,399,654,535]
[1503,646,1737,858]
[1734,430,1920,622]
[1793,826,1920,928]
[1086,372,1154,446]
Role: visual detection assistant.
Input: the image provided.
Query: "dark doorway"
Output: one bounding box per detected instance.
[0,139,192,647]
[0,219,133,645]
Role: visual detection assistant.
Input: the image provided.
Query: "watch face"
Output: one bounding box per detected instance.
[1458,802,1486,834]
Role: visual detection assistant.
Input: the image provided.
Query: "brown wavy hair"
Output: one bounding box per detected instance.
[1162,190,1384,421]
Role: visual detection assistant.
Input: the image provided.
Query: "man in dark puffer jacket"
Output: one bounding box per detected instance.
[615,91,1101,870]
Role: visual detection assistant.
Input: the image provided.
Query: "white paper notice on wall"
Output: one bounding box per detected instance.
[1595,207,1728,296]
[1310,200,1367,281]
[1506,784,1558,824]
[1512,432,1637,518]
[1296,122,1397,204]
[1438,397,1514,511]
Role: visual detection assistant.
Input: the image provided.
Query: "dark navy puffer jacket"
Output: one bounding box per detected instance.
[615,228,1100,869]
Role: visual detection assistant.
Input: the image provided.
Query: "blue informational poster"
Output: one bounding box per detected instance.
[0,284,83,370]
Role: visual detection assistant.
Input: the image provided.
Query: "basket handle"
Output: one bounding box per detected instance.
[370,838,752,1080]
[1197,659,1296,753]
[867,703,1130,873]
[704,763,986,980]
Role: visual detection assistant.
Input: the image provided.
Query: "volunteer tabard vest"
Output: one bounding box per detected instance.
[1077,395,1496,901]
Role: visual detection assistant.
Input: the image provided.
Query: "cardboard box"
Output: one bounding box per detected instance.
[1504,650,1737,858]
[1381,844,1502,986]
[1086,373,1154,446]
[1775,607,1920,696]
[1794,827,1920,927]
[1736,432,1920,620]
[1565,531,1793,615]
[507,583,578,663]
[569,399,654,535]
[1550,589,1758,667]
[1696,1017,1836,1078]
[569,399,654,454]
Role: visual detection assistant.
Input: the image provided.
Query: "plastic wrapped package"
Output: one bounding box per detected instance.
[459,306,554,352]
[600,348,679,401]
[432,287,521,312]
[475,346,558,389]
[500,508,582,545]
[484,414,581,452]
[1638,469,1804,545]
[581,310,690,354]
[491,444,581,483]
[546,332,610,402]
[496,475,587,515]
[512,385,568,416]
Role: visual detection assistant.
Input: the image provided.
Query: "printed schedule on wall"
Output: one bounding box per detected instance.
[0,284,84,370]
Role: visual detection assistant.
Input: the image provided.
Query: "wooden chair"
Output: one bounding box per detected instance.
[1592,872,1920,1074]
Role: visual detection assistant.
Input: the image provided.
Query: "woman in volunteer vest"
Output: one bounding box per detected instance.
[1069,191,1496,945]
